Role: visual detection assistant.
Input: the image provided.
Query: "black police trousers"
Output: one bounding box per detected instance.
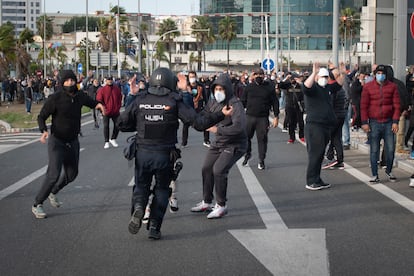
[132,148,173,227]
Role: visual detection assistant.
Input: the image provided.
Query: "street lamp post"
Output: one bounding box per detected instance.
[86,0,89,74]
[43,0,46,77]
[116,0,121,78]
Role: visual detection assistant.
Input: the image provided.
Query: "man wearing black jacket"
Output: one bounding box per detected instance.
[241,68,279,170]
[32,70,105,219]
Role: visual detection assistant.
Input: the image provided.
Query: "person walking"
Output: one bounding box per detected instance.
[87,78,101,128]
[24,79,33,114]
[360,65,400,183]
[190,73,247,219]
[278,72,305,144]
[32,70,105,218]
[302,62,337,191]
[96,75,122,149]
[241,68,279,170]
[180,71,210,147]
[117,68,232,240]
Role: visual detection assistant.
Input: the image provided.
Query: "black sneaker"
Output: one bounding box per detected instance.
[369,175,380,183]
[330,162,344,169]
[128,208,144,234]
[385,172,397,183]
[305,183,323,191]
[148,225,161,240]
[343,144,350,150]
[242,154,251,166]
[258,161,265,170]
[319,182,331,189]
[322,159,338,169]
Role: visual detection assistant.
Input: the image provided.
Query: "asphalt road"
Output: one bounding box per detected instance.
[1,118,414,276]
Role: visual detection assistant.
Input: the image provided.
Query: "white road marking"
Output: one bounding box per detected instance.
[0,148,85,201]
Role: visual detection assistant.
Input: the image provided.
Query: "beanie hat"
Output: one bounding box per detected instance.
[60,70,77,82]
[374,64,386,74]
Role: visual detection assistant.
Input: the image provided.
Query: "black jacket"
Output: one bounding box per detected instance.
[241,81,279,118]
[38,88,98,142]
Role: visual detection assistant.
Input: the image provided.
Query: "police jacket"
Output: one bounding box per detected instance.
[38,87,98,142]
[206,74,247,149]
[117,88,225,151]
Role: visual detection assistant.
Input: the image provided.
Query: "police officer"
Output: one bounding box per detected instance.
[117,68,232,240]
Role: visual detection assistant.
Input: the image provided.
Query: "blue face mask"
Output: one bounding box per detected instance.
[376,73,386,83]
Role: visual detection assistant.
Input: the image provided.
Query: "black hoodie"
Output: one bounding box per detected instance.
[203,74,247,149]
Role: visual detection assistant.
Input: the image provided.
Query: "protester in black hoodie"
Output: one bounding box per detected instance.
[32,70,105,219]
[240,68,279,170]
[190,73,247,219]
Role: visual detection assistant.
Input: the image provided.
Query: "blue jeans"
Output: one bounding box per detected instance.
[342,104,352,146]
[369,120,395,176]
[279,89,286,109]
[25,98,32,113]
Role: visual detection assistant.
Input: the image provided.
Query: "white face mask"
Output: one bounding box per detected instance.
[214,90,226,103]
[317,77,328,87]
[189,77,196,84]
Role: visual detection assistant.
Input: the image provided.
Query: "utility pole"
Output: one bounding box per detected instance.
[332,0,339,67]
[116,0,121,78]
[86,0,89,73]
[137,0,142,73]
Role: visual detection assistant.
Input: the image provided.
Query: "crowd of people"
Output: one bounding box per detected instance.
[26,62,414,240]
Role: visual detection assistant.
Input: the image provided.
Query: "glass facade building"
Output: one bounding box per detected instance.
[200,0,366,51]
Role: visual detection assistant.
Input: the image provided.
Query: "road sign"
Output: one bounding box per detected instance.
[410,12,414,39]
[262,58,275,71]
[77,63,83,74]
[90,51,117,67]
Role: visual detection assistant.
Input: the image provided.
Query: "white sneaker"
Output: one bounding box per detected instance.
[142,206,150,224]
[48,193,62,208]
[190,200,214,212]
[104,142,110,149]
[410,176,414,187]
[207,203,228,219]
[109,139,118,147]
[169,197,179,213]
[32,204,47,219]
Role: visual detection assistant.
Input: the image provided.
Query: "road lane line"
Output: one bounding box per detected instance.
[0,148,85,201]
[236,160,288,230]
[345,166,414,213]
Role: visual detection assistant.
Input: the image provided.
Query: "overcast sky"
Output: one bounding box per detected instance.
[45,0,199,16]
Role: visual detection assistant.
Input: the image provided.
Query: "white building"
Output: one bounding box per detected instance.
[0,0,41,34]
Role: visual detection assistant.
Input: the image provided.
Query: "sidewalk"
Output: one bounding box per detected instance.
[349,127,414,175]
[278,109,414,176]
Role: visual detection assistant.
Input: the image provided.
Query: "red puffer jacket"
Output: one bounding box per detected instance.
[360,79,400,124]
[96,85,122,117]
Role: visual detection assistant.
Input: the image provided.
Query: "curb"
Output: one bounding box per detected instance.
[0,112,92,134]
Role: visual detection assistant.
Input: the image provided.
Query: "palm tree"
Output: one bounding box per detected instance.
[191,16,215,71]
[55,46,68,70]
[0,22,17,78]
[218,16,237,71]
[98,5,128,53]
[339,8,361,62]
[156,18,180,69]
[36,15,53,41]
[16,28,34,77]
[153,42,169,68]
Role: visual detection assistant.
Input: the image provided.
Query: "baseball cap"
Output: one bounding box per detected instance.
[318,68,329,77]
[374,64,386,74]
